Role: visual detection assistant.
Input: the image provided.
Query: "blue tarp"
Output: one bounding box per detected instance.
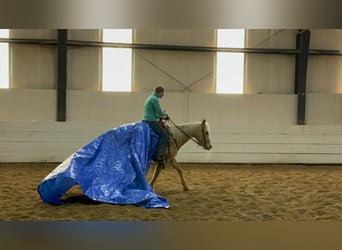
[37,121,170,208]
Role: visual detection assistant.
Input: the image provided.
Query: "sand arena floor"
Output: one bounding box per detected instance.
[0,162,341,221]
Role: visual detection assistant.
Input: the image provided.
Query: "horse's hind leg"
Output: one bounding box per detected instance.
[149,163,163,189]
[169,159,189,191]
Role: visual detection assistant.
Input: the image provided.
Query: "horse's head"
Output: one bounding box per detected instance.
[195,119,212,150]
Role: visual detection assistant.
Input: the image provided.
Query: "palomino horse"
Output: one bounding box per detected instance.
[149,119,212,191]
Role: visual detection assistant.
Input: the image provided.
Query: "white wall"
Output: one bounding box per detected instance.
[244,29,296,94]
[308,29,342,94]
[133,29,216,92]
[133,49,215,92]
[0,89,56,121]
[10,30,101,91]
[2,119,342,164]
[1,90,342,163]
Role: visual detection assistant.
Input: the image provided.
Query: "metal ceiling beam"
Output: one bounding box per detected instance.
[3,38,342,56]
[295,29,311,125]
[57,29,67,122]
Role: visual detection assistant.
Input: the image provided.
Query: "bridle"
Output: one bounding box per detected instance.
[168,118,208,147]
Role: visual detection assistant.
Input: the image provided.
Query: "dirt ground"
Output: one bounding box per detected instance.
[0,162,341,221]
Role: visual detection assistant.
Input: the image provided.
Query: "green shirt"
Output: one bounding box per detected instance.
[142,92,168,121]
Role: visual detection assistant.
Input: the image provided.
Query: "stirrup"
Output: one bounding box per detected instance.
[153,155,165,162]
[157,160,165,169]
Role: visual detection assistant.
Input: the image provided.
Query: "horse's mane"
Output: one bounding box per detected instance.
[170,121,203,127]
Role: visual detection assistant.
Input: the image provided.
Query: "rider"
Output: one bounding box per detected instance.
[142,86,169,167]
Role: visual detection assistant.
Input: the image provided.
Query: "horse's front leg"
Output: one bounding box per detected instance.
[169,159,190,191]
[149,162,163,189]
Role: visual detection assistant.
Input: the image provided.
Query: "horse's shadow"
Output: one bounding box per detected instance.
[61,195,102,205]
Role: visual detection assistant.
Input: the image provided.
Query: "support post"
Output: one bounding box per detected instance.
[295,29,310,125]
[57,29,67,121]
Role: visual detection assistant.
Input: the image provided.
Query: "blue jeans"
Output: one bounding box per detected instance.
[144,120,168,159]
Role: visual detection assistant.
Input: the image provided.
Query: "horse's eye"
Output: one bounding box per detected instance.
[205,131,209,135]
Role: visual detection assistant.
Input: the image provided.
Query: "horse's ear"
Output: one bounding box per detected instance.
[201,118,206,125]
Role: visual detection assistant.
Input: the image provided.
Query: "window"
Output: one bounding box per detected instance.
[216,29,245,94]
[102,29,132,92]
[0,29,9,89]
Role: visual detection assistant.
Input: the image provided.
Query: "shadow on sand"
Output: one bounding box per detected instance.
[61,195,102,205]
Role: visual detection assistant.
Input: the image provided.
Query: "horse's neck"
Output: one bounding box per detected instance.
[171,123,200,149]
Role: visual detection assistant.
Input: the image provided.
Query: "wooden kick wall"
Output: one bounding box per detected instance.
[1,90,342,164]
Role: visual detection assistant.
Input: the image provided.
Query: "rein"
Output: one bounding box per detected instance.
[168,118,205,147]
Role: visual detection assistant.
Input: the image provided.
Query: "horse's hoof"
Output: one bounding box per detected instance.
[183,187,190,191]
